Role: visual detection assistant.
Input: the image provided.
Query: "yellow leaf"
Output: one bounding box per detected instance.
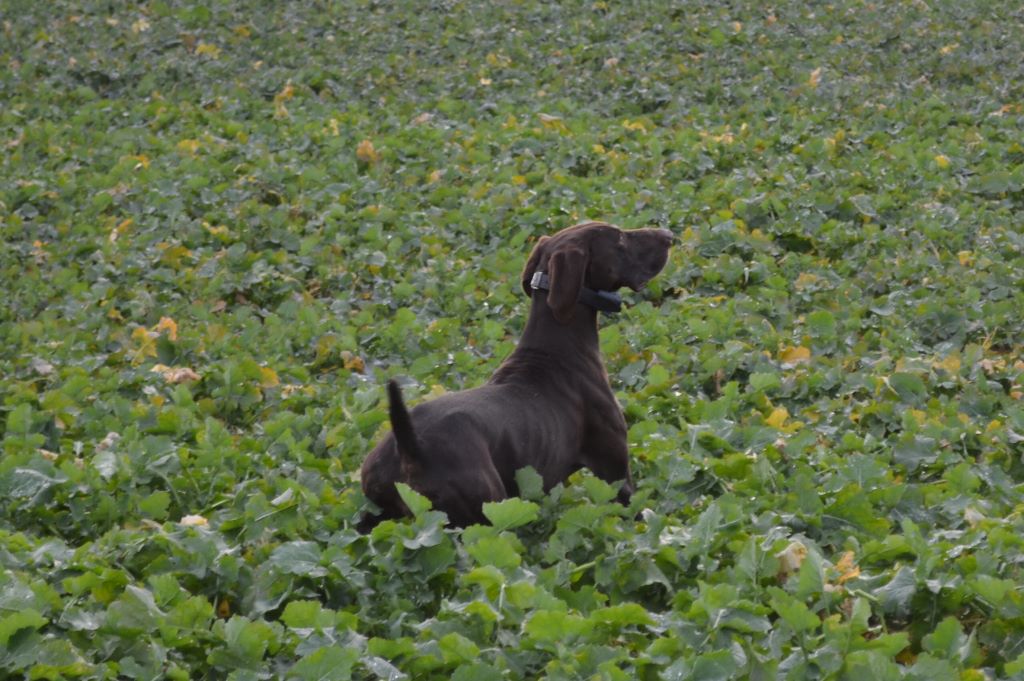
[259,367,280,388]
[835,551,861,584]
[176,138,200,156]
[479,76,492,86]
[765,407,790,429]
[341,351,365,373]
[233,24,251,38]
[204,222,230,239]
[940,43,958,55]
[622,118,649,132]
[217,598,231,618]
[275,82,295,102]
[109,218,134,244]
[31,240,48,261]
[808,67,822,88]
[131,326,158,362]
[778,345,811,363]
[934,154,951,169]
[195,42,220,58]
[151,365,201,383]
[154,316,178,341]
[537,113,569,134]
[957,250,973,267]
[794,272,819,290]
[274,82,295,118]
[131,18,150,33]
[732,21,742,33]
[356,139,379,164]
[932,355,961,374]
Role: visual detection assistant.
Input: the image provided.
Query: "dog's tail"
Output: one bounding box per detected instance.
[387,379,423,462]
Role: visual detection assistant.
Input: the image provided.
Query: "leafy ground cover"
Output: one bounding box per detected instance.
[2,0,1023,678]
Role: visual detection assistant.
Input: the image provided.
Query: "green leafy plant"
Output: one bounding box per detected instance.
[1,0,1022,678]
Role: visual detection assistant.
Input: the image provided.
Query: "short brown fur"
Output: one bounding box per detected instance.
[358,222,673,530]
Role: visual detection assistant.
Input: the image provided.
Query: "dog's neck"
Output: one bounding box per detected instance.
[516,290,602,357]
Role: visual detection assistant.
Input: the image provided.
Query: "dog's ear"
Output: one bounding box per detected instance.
[547,245,588,323]
[521,235,550,296]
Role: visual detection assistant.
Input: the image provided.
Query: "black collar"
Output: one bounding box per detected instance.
[530,272,623,314]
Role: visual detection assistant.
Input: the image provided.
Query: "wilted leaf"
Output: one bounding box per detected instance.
[778,345,811,364]
[356,139,379,164]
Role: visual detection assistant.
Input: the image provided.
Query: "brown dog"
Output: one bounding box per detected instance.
[357,222,673,531]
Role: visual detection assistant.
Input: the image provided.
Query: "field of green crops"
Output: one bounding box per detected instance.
[2,1,1023,678]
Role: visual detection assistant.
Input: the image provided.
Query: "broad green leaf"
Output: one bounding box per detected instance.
[968,575,1014,608]
[281,601,335,630]
[464,534,521,569]
[748,371,781,393]
[105,585,164,634]
[268,541,326,577]
[481,497,539,530]
[1005,652,1024,676]
[905,653,958,681]
[395,482,432,517]
[209,616,279,670]
[524,609,589,643]
[690,649,739,681]
[0,609,47,647]
[438,632,479,663]
[683,501,723,560]
[452,662,504,681]
[767,588,819,633]
[514,466,545,500]
[288,645,358,681]
[875,566,917,616]
[168,596,214,631]
[795,547,825,600]
[2,467,66,500]
[806,310,836,338]
[849,194,877,218]
[139,490,171,519]
[589,602,655,627]
[887,372,927,404]
[842,649,901,681]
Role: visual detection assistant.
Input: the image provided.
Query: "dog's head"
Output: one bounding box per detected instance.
[521,222,673,323]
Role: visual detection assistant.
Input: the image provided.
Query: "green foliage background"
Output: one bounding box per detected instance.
[2,0,1023,678]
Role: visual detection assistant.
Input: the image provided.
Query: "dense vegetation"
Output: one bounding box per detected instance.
[2,1,1023,678]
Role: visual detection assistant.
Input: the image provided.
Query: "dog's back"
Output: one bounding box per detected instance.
[356,223,672,531]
